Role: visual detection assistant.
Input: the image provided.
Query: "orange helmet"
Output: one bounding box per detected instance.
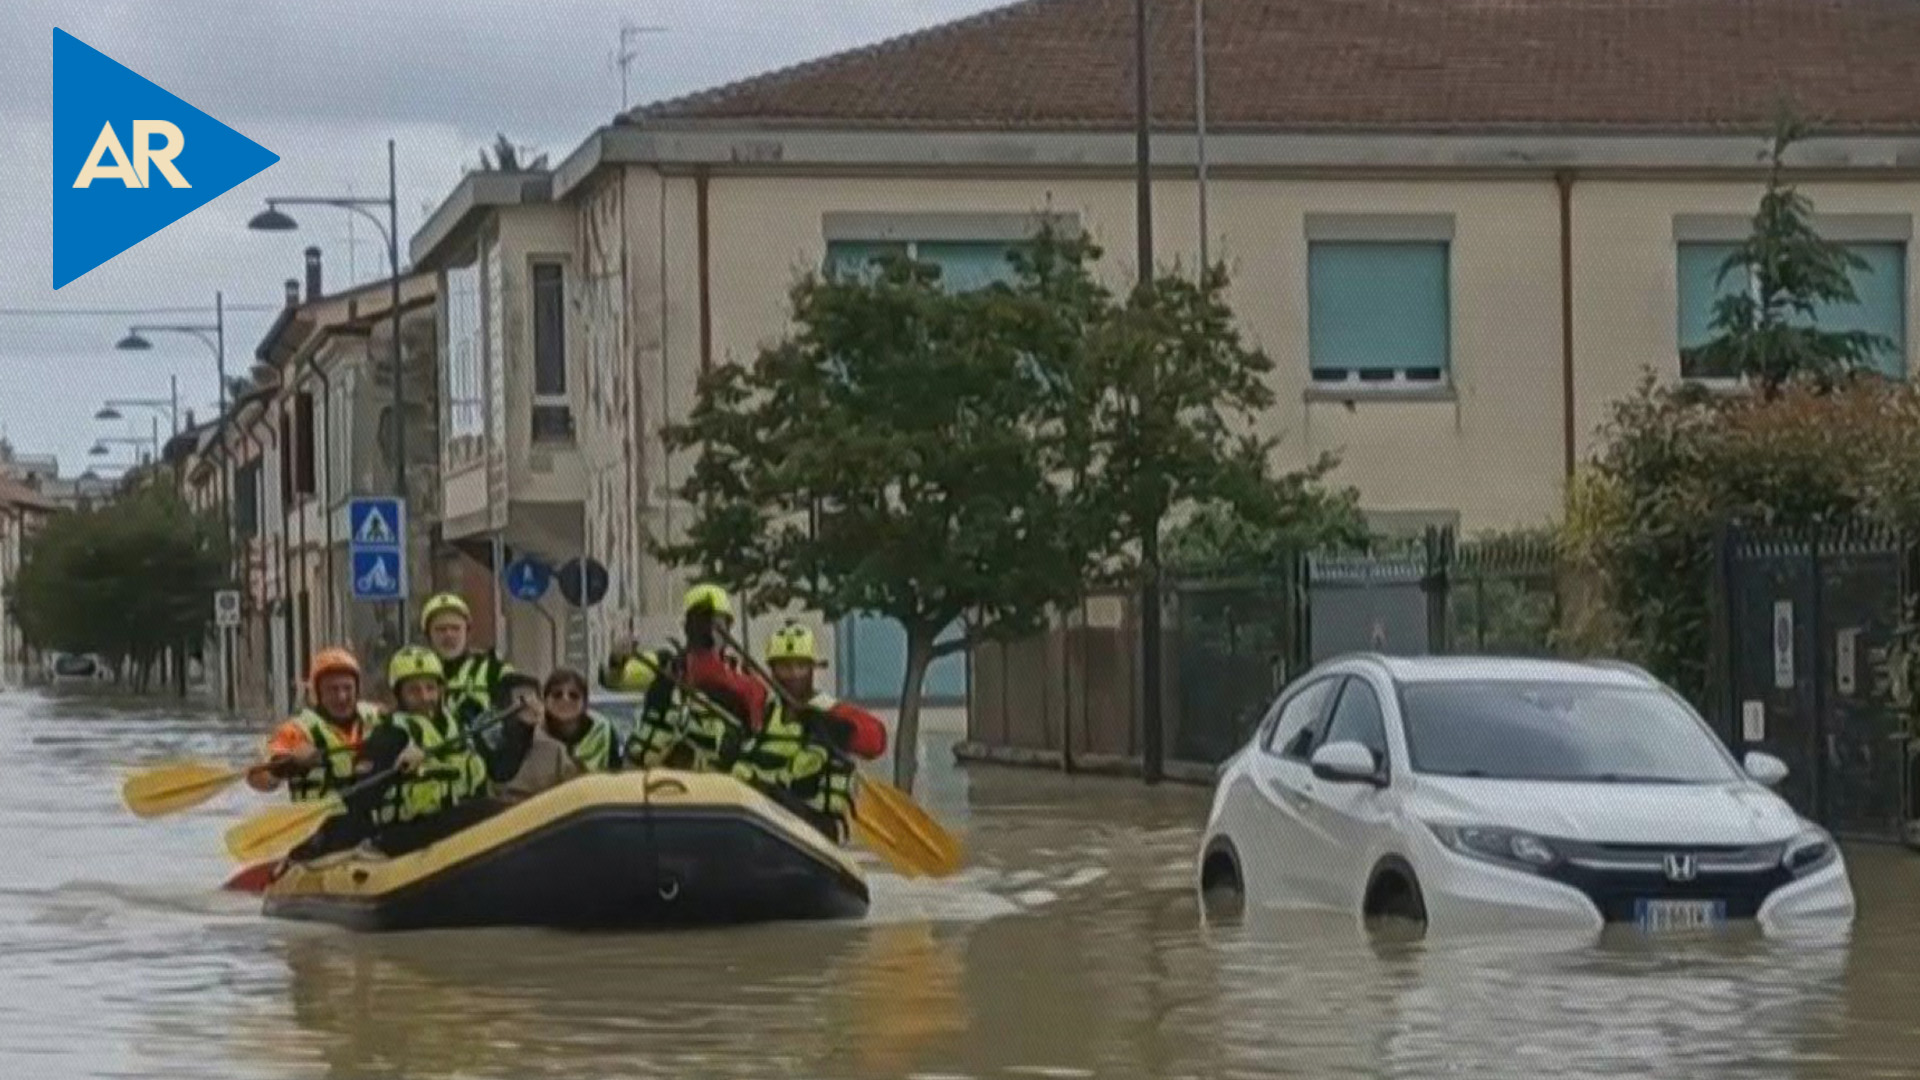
[308,648,362,697]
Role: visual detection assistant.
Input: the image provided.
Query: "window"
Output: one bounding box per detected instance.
[293,393,315,497]
[1678,240,1908,380]
[234,461,261,539]
[825,240,1017,294]
[1321,678,1390,772]
[443,261,485,461]
[1308,241,1451,384]
[1398,681,1740,783]
[530,260,572,442]
[1262,677,1341,758]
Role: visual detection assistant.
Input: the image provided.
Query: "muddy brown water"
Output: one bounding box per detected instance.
[2,689,1918,1079]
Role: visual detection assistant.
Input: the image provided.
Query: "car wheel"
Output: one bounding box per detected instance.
[1362,857,1427,930]
[1198,839,1245,921]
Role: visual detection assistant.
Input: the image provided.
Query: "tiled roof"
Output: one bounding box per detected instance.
[631,0,1920,134]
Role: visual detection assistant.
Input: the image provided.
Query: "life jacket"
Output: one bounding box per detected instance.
[373,708,490,826]
[622,649,748,772]
[733,691,856,823]
[554,711,617,773]
[285,704,380,802]
[443,651,511,729]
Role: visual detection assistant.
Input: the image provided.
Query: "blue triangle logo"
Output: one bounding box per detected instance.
[52,29,279,288]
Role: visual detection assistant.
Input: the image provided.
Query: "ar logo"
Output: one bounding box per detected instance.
[52,29,277,288]
[73,120,191,189]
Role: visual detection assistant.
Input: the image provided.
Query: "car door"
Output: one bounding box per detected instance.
[1237,676,1342,906]
[1293,676,1400,911]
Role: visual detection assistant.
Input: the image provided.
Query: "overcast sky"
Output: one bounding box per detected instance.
[0,0,1004,474]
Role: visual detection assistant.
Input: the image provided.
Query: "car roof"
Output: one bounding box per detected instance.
[1325,653,1659,688]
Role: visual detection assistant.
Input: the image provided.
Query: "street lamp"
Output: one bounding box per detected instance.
[90,435,157,462]
[250,138,408,632]
[96,381,181,435]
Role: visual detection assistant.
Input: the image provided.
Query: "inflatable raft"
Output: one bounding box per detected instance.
[261,770,870,932]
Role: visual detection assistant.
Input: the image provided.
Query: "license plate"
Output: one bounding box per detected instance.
[1634,899,1726,932]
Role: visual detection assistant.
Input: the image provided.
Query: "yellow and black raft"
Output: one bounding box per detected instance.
[261,771,870,932]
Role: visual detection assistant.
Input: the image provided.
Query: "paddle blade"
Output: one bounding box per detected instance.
[123,762,248,818]
[857,776,964,877]
[849,807,924,879]
[225,801,333,863]
[221,860,281,894]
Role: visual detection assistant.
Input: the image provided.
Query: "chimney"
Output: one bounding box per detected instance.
[304,246,322,301]
[283,278,300,306]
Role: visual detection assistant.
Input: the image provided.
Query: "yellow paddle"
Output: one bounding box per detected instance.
[713,626,966,878]
[224,705,520,864]
[123,760,260,818]
[624,647,954,878]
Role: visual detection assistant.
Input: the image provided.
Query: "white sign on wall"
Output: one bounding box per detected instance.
[1772,600,1795,690]
[213,589,241,628]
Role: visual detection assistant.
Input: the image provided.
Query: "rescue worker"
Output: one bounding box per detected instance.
[246,648,382,801]
[498,668,620,801]
[602,583,765,772]
[420,592,517,733]
[733,621,888,841]
[358,645,526,856]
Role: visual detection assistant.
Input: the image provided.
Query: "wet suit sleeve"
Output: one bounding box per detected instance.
[683,649,766,730]
[820,701,888,760]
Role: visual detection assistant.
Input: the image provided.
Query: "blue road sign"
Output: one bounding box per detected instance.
[351,550,403,601]
[556,558,610,608]
[347,496,405,603]
[503,556,553,602]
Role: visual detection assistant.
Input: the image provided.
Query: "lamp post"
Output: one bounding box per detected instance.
[90,436,156,464]
[250,139,408,633]
[118,296,230,711]
[97,377,181,436]
[1134,0,1165,785]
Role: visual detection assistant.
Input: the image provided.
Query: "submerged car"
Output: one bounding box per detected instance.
[1197,655,1855,935]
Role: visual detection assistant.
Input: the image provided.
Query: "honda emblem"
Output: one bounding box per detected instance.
[1663,853,1698,882]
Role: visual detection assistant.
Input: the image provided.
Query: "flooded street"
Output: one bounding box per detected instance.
[4,689,1920,1079]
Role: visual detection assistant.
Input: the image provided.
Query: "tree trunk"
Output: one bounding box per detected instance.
[892,624,938,795]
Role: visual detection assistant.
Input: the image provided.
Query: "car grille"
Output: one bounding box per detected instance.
[1542,841,1794,921]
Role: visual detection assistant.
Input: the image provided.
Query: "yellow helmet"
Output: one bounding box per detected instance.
[767,622,818,664]
[420,592,471,632]
[683,583,734,619]
[387,645,446,688]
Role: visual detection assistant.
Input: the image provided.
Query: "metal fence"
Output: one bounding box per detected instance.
[1711,526,1920,844]
[963,527,1565,777]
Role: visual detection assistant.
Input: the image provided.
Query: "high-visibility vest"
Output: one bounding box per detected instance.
[444,651,512,729]
[733,692,855,821]
[374,708,490,825]
[619,650,748,772]
[556,712,617,773]
[285,705,380,802]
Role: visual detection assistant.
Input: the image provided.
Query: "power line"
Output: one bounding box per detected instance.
[0,304,280,316]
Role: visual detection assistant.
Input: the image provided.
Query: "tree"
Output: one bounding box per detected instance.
[477,133,548,172]
[6,477,229,693]
[658,248,1090,791]
[1687,112,1893,394]
[660,228,1359,790]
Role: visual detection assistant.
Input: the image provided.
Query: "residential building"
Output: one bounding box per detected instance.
[248,252,443,713]
[0,474,56,685]
[411,170,589,674]
[483,0,1920,701]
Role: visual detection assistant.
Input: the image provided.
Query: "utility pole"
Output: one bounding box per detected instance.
[1195,0,1210,275]
[1135,0,1165,785]
[617,22,668,112]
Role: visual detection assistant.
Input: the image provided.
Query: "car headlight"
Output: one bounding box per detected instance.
[1782,826,1838,877]
[1427,823,1559,872]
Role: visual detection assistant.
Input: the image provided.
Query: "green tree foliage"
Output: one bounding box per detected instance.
[1162,457,1368,576]
[1576,376,1920,703]
[1686,113,1893,393]
[6,477,229,690]
[660,228,1356,790]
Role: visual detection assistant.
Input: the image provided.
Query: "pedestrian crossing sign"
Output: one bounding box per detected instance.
[347,497,405,603]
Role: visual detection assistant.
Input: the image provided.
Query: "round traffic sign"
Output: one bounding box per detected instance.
[502,556,553,602]
[556,558,610,607]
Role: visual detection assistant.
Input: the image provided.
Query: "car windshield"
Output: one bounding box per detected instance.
[1399,680,1740,784]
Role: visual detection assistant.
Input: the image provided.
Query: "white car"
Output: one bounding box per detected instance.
[1197,654,1855,936]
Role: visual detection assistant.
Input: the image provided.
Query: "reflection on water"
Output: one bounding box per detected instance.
[2,688,1918,1079]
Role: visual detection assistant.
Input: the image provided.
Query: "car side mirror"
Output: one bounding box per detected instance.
[1311,741,1383,785]
[1743,751,1789,787]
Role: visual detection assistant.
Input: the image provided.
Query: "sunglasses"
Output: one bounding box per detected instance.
[545,688,585,702]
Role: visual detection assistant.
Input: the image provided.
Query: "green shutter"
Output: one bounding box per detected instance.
[915,241,1016,293]
[1307,242,1450,377]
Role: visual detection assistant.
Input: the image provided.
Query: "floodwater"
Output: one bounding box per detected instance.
[3,689,1920,1080]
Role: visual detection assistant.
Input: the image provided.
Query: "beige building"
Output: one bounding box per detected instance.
[414,0,1920,696]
